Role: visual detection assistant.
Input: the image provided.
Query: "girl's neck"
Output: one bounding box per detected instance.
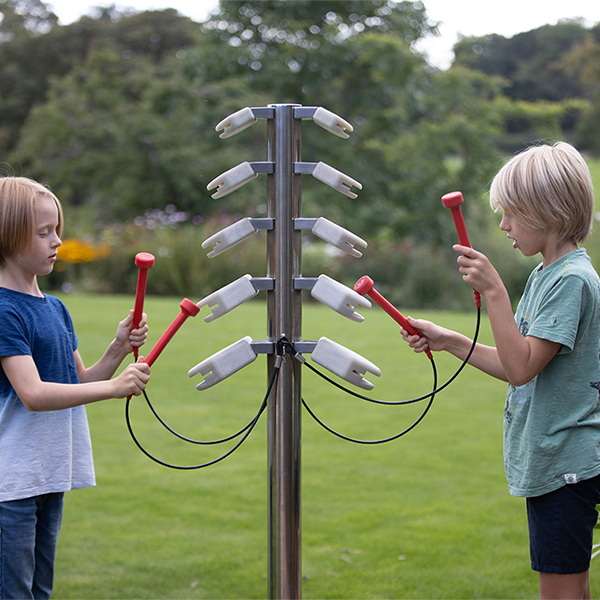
[0,265,43,297]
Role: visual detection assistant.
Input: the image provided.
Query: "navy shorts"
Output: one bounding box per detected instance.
[526,473,600,574]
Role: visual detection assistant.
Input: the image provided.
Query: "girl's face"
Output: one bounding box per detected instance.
[14,196,62,277]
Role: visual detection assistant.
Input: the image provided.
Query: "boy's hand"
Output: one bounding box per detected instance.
[454,245,503,297]
[115,358,151,397]
[115,310,149,354]
[400,317,451,354]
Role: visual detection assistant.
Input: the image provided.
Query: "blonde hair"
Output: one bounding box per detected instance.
[489,142,594,245]
[0,177,63,267]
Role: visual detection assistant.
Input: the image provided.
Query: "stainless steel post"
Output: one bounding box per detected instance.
[267,104,302,599]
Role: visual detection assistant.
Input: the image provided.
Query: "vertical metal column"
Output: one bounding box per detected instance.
[267,104,302,599]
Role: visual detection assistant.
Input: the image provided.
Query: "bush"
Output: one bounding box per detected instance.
[42,202,539,312]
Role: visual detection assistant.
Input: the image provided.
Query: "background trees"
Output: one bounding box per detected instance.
[2,0,598,305]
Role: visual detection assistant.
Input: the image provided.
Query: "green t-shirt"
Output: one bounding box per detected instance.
[504,248,600,497]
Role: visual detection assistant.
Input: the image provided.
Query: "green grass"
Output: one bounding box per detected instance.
[47,292,599,599]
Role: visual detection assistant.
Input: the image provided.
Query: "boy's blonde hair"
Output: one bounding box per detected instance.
[489,141,594,245]
[0,177,64,267]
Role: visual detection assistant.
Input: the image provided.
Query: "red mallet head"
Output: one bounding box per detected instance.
[441,190,464,210]
[135,252,155,270]
[354,275,374,296]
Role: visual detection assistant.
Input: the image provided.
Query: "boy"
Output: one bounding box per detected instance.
[402,142,600,599]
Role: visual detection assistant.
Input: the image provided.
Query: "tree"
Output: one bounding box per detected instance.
[452,20,588,101]
[0,1,201,156]
[12,0,510,246]
[559,29,600,152]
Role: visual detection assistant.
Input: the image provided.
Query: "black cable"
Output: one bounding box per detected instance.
[301,356,438,444]
[124,360,280,470]
[292,306,480,406]
[140,386,256,445]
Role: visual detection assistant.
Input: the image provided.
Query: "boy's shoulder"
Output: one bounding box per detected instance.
[550,248,597,281]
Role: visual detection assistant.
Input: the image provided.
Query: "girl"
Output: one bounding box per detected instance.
[0,176,151,599]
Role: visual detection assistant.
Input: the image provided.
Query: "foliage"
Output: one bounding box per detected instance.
[10,0,507,246]
[453,20,589,101]
[4,0,600,308]
[0,1,199,156]
[452,20,600,150]
[560,32,600,153]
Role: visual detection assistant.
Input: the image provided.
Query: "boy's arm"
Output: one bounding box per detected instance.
[402,317,509,382]
[0,354,150,412]
[77,311,148,383]
[455,245,561,386]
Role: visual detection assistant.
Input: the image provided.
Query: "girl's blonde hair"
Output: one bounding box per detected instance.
[489,141,594,245]
[0,177,63,267]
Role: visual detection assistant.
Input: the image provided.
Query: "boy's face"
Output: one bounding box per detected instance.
[14,196,62,277]
[499,211,548,258]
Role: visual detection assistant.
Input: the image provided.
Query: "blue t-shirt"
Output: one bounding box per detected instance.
[0,288,95,502]
[504,249,600,497]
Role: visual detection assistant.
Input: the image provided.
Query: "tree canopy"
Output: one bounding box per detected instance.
[2,0,598,241]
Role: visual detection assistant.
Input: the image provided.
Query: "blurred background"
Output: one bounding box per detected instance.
[2,0,600,310]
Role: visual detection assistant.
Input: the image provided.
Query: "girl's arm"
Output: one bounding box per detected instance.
[77,310,148,383]
[0,354,150,412]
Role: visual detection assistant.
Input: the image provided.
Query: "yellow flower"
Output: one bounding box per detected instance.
[57,238,108,263]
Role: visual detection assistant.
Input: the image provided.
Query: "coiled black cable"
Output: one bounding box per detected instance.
[298,306,480,406]
[124,359,279,470]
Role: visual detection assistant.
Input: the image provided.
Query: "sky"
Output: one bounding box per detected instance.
[46,0,600,69]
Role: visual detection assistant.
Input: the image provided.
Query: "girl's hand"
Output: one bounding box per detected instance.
[113,358,151,398]
[115,310,148,354]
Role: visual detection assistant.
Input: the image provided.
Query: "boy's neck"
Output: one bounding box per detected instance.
[541,238,579,269]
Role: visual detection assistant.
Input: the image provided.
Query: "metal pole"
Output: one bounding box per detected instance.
[267,104,302,599]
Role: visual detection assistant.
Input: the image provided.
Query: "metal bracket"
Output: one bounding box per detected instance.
[294,161,362,198]
[293,277,318,291]
[251,278,275,291]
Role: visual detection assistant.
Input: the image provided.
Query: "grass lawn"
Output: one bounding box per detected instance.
[46,293,600,599]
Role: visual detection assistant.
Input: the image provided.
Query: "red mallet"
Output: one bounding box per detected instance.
[354,276,432,360]
[441,191,481,307]
[127,298,199,400]
[132,252,155,358]
[144,298,200,367]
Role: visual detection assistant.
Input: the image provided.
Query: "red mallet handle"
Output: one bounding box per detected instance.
[441,192,481,307]
[354,276,433,359]
[132,252,155,358]
[144,298,200,367]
